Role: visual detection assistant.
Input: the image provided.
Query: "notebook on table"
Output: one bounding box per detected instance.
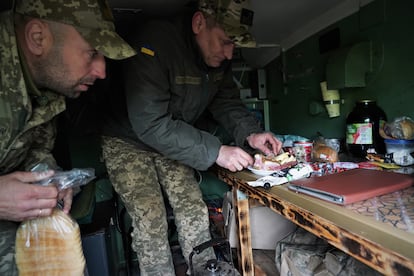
[288,168,413,205]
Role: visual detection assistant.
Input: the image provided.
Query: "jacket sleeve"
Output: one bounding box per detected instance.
[21,119,58,171]
[123,49,222,171]
[208,66,263,148]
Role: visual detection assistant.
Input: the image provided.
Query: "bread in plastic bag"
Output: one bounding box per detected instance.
[15,208,85,276]
[14,164,95,275]
[311,136,339,163]
[382,116,414,140]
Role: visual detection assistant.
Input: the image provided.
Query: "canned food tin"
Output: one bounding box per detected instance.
[293,141,313,163]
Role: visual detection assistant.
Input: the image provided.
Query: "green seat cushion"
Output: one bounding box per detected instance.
[95,178,114,203]
[71,181,96,224]
[198,171,230,200]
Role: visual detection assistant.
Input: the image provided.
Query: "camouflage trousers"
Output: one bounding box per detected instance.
[0,221,18,276]
[102,136,215,276]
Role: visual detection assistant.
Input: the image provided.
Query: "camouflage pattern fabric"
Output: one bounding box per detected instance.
[14,0,136,60]
[0,11,62,173]
[275,227,382,276]
[0,11,64,275]
[102,136,215,275]
[198,0,256,47]
[0,222,18,276]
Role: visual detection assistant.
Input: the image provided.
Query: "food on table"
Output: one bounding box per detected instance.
[252,152,297,171]
[312,144,338,163]
[381,117,414,140]
[399,119,414,139]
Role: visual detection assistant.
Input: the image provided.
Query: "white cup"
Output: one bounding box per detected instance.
[320,81,340,118]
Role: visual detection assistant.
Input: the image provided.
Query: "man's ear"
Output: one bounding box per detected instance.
[192,11,205,34]
[24,19,50,56]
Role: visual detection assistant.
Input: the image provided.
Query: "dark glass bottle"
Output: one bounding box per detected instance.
[346,100,387,158]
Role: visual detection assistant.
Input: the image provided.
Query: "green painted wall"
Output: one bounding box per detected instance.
[266,0,414,140]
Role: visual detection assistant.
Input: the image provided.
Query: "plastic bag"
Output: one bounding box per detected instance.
[275,228,381,276]
[15,208,86,275]
[31,163,95,191]
[14,164,95,275]
[382,116,414,140]
[274,134,310,147]
[311,136,339,163]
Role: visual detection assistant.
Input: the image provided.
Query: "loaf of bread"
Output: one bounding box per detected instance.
[15,208,85,276]
[312,145,338,163]
[382,117,414,140]
[399,119,414,139]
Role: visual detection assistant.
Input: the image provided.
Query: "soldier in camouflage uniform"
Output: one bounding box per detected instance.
[0,0,135,275]
[101,0,282,275]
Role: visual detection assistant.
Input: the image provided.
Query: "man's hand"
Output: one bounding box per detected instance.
[246,132,282,155]
[58,188,73,214]
[0,170,64,221]
[216,145,254,172]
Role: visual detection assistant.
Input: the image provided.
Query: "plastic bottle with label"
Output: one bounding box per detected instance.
[346,100,387,158]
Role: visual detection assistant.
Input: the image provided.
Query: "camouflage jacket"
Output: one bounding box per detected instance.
[103,14,262,171]
[0,11,65,174]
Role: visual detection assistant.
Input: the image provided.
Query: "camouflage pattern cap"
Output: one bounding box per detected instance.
[14,0,136,60]
[199,0,256,48]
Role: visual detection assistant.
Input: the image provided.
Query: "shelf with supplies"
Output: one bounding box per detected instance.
[232,53,270,132]
[242,98,270,131]
[233,67,267,100]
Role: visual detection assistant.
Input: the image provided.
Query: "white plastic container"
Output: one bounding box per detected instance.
[384,139,414,166]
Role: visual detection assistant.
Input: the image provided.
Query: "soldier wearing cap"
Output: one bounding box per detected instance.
[100,0,282,274]
[0,0,135,274]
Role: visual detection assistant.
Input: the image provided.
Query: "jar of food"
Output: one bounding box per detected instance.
[346,100,387,158]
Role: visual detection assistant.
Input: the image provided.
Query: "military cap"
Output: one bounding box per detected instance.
[198,0,256,48]
[14,0,136,60]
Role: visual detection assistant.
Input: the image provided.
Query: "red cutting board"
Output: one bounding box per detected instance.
[288,168,413,205]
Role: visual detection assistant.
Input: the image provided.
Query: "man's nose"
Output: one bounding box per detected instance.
[224,44,234,60]
[91,54,106,79]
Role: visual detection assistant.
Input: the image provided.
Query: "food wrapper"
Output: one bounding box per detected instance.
[15,164,95,275]
[381,116,414,140]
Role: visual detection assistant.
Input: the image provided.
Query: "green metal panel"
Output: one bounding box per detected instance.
[326,42,372,88]
[267,0,414,140]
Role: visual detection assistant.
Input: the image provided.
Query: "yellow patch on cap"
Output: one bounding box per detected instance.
[140,47,155,56]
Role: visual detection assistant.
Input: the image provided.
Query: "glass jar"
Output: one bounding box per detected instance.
[346,100,387,158]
